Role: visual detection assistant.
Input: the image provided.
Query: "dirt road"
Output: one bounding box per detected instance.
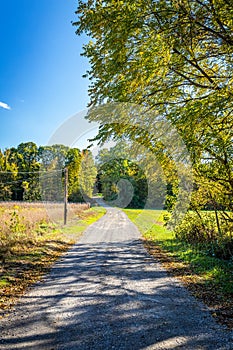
[0,207,232,349]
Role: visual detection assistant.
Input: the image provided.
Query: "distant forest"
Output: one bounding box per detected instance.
[0,142,97,202]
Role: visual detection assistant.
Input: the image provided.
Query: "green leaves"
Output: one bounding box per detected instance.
[75,0,233,107]
[74,0,233,238]
[0,143,97,203]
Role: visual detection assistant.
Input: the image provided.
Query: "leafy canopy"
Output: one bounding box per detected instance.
[74,0,233,237]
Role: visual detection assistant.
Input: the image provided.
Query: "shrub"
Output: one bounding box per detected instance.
[174,212,233,260]
[174,213,217,244]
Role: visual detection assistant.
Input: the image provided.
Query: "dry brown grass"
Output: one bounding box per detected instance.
[0,201,90,259]
[0,204,106,315]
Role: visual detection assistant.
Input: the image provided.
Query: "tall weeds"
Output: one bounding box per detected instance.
[0,202,90,260]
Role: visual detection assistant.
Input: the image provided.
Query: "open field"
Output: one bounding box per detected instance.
[0,201,92,259]
[124,209,233,329]
[0,202,106,314]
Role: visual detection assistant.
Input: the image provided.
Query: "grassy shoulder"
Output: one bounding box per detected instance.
[0,206,106,315]
[124,208,233,329]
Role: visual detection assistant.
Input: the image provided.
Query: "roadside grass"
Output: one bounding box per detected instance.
[124,208,233,329]
[0,205,106,315]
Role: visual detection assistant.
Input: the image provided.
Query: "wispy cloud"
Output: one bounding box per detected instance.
[0,101,11,110]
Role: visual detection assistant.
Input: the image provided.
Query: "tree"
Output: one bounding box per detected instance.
[74,0,233,165]
[39,144,69,171]
[8,142,41,201]
[74,0,233,228]
[0,149,18,200]
[38,144,69,202]
[66,148,83,202]
[74,0,232,106]
[79,150,97,199]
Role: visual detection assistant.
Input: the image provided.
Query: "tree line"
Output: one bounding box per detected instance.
[0,142,97,202]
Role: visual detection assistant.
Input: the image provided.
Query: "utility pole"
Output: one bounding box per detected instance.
[64,167,68,225]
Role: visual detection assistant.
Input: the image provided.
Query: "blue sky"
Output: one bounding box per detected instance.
[0,0,91,150]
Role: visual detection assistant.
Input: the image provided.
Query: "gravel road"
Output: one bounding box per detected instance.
[0,206,232,349]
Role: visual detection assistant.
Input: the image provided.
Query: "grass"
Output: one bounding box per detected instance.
[124,208,233,329]
[0,204,106,315]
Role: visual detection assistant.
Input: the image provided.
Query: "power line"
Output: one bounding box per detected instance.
[0,169,63,174]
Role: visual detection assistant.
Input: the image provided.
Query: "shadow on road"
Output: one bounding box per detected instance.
[0,239,232,349]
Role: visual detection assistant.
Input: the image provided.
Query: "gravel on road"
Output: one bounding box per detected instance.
[0,207,232,349]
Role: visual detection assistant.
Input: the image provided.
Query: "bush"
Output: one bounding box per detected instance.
[174,212,233,260]
[174,213,217,244]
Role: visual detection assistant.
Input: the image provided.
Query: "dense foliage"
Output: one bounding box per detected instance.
[96,142,166,208]
[74,0,233,258]
[97,150,147,208]
[0,142,97,202]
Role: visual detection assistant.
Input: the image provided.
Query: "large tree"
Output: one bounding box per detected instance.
[74,0,233,222]
[74,0,232,106]
[74,0,233,152]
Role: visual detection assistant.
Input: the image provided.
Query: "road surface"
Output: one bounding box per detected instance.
[0,207,232,349]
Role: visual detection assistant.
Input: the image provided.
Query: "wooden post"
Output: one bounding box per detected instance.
[64,167,68,225]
